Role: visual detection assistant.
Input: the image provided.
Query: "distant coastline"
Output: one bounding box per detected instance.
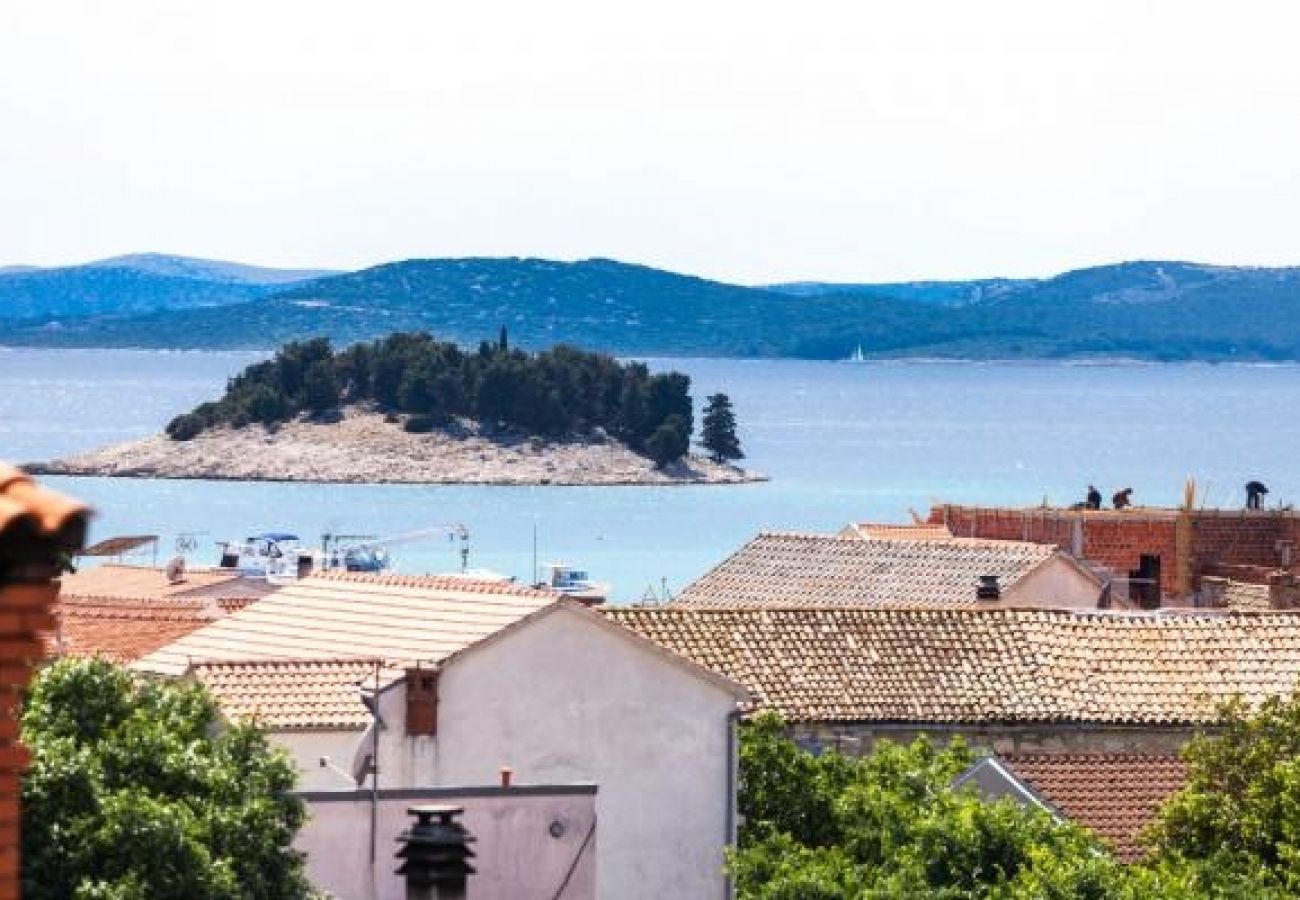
[28,409,764,487]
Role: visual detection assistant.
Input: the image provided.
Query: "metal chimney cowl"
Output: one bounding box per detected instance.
[976,574,1001,600]
[395,805,477,900]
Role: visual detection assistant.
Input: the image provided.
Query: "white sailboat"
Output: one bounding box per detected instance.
[847,344,867,363]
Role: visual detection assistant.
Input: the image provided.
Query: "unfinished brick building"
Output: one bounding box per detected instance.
[0,466,89,899]
[929,502,1300,607]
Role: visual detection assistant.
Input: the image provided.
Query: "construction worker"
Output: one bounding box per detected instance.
[1086,485,1102,510]
[1112,487,1133,510]
[1246,480,1269,510]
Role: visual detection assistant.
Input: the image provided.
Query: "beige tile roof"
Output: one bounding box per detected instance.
[133,574,555,676]
[58,563,271,602]
[999,753,1186,861]
[51,596,216,663]
[1219,580,1271,611]
[605,606,1300,725]
[188,658,395,730]
[673,532,1061,609]
[841,523,955,541]
[311,570,557,598]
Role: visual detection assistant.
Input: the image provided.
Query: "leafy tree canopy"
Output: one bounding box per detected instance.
[166,333,714,466]
[1141,694,1300,898]
[22,658,313,900]
[733,712,1130,899]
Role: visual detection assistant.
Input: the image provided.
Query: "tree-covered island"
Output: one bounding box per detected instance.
[37,332,759,486]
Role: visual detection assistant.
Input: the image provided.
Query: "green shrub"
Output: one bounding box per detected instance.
[165,413,205,441]
[403,414,440,434]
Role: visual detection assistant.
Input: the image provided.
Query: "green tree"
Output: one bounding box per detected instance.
[731,712,1130,899]
[645,414,690,467]
[22,658,312,900]
[1142,694,1300,896]
[301,360,340,413]
[700,392,743,463]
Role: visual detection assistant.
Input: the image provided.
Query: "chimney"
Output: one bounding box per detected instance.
[406,667,439,737]
[1269,572,1300,610]
[500,767,513,789]
[976,574,1001,601]
[395,805,477,900]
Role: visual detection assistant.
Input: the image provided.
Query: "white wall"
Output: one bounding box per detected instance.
[275,729,369,792]
[297,787,597,900]
[431,608,740,900]
[1005,557,1101,608]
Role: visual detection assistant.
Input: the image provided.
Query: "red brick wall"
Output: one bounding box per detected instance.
[932,505,1300,601]
[0,582,56,900]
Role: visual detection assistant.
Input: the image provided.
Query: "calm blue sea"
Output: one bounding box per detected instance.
[4,348,1299,600]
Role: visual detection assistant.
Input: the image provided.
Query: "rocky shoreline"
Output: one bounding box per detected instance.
[30,410,765,486]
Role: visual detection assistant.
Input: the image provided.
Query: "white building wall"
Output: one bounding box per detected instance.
[297,787,597,900]
[1004,558,1101,608]
[433,609,740,900]
[273,729,368,792]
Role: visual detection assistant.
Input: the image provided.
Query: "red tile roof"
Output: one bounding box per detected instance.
[0,464,90,548]
[52,595,215,663]
[58,563,274,602]
[188,658,392,730]
[1000,753,1186,861]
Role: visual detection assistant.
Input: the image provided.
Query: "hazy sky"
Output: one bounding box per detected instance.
[3,1,1299,282]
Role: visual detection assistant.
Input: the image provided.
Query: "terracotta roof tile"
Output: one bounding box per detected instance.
[52,595,215,663]
[133,574,556,676]
[673,532,1061,609]
[605,606,1300,725]
[0,464,90,548]
[999,753,1186,861]
[1219,579,1270,611]
[312,570,556,598]
[58,563,272,602]
[841,523,955,541]
[189,658,392,730]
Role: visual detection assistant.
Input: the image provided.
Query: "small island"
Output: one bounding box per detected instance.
[36,332,763,486]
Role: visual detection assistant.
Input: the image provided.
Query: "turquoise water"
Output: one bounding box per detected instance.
[4,348,1300,600]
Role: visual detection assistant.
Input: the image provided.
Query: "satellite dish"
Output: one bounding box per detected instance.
[165,555,186,585]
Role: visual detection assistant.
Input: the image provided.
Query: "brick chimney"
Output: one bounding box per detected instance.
[1268,572,1300,610]
[0,465,90,898]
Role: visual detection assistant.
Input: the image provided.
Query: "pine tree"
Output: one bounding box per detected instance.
[701,393,743,463]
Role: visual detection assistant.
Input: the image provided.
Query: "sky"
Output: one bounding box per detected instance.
[3,0,1299,284]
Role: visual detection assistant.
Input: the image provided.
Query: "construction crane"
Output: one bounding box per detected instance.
[320,525,472,573]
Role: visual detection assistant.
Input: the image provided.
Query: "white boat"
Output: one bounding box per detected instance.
[541,563,611,603]
[846,344,867,363]
[215,532,391,582]
[215,524,471,583]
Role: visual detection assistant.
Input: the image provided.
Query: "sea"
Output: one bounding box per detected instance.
[4,348,1300,601]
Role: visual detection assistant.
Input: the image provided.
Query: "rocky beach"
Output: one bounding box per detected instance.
[31,409,763,486]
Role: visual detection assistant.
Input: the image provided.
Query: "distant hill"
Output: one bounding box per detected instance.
[766,277,1036,306]
[5,257,1300,361]
[0,253,336,320]
[83,253,339,285]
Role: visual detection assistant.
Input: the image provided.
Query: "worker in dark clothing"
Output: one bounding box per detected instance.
[1086,485,1102,510]
[1246,480,1269,510]
[1112,487,1133,510]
